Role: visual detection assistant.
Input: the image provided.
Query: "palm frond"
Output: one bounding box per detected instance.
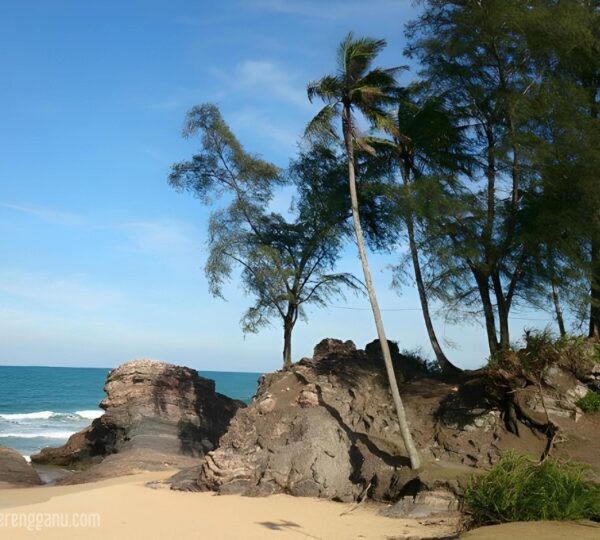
[307,75,342,104]
[361,135,398,150]
[304,104,340,143]
[338,32,388,82]
[355,136,377,155]
[355,100,394,132]
[354,67,404,96]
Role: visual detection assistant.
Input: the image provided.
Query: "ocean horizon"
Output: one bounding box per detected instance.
[0,365,262,458]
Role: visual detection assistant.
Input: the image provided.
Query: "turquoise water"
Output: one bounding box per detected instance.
[0,365,261,457]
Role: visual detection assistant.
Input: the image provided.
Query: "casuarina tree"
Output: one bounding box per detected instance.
[169,104,359,369]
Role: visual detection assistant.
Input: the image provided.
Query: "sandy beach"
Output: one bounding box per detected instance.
[2,472,598,540]
[0,471,460,540]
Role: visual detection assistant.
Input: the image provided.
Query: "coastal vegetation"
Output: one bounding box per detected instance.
[464,451,600,524]
[5,2,600,539]
[577,389,600,413]
[171,1,600,371]
[170,1,600,474]
[169,106,360,369]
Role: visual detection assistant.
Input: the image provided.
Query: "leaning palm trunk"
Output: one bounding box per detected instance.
[343,106,421,469]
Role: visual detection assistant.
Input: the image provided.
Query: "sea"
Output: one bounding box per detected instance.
[0,365,261,460]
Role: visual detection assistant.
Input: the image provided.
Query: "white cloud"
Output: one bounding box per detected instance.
[110,218,204,259]
[231,108,300,152]
[206,59,318,152]
[0,270,124,311]
[0,202,84,226]
[236,60,310,109]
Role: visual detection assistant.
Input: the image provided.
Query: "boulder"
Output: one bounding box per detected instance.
[180,339,464,501]
[380,489,459,519]
[31,359,243,481]
[0,445,42,487]
[170,337,600,502]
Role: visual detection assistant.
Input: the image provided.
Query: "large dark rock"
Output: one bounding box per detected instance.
[31,359,243,481]
[170,337,600,502]
[0,445,42,487]
[178,339,467,501]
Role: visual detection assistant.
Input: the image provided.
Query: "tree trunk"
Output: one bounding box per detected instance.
[343,105,421,469]
[492,271,510,351]
[401,166,460,375]
[283,319,293,370]
[472,267,499,356]
[588,91,600,339]
[551,280,566,338]
[590,233,600,339]
[282,307,296,370]
[478,128,500,357]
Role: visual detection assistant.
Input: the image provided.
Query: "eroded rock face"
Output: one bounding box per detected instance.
[0,445,42,487]
[172,337,600,502]
[185,339,463,501]
[31,360,243,474]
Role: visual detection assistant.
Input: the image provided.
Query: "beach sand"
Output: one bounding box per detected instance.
[0,471,457,539]
[461,520,600,539]
[2,472,598,539]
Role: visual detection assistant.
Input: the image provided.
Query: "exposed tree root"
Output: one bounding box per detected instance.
[485,369,562,463]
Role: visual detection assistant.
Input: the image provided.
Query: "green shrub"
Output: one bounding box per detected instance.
[487,331,599,378]
[464,451,600,525]
[556,334,588,352]
[577,390,600,413]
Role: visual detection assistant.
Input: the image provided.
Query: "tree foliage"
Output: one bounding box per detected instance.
[405,0,600,355]
[170,105,359,368]
[168,2,600,377]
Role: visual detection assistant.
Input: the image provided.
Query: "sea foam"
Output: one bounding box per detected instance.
[0,431,76,439]
[0,411,54,420]
[74,410,103,420]
[0,410,102,421]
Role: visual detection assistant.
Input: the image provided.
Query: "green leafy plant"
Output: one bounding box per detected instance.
[577,390,600,414]
[464,451,600,525]
[555,334,588,352]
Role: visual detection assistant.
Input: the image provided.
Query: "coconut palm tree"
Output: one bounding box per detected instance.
[306,32,421,469]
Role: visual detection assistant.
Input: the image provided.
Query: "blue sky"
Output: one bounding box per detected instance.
[0,0,555,372]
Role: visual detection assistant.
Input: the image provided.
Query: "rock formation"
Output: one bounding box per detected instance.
[170,337,600,504]
[0,445,42,487]
[32,360,243,482]
[171,339,469,500]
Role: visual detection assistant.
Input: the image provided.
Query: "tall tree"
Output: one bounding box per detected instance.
[306,33,421,469]
[381,88,468,374]
[519,1,600,337]
[533,0,600,337]
[169,104,358,369]
[406,0,540,356]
